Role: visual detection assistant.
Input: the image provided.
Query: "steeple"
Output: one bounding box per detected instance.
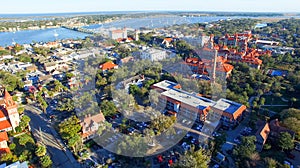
[4,89,16,108]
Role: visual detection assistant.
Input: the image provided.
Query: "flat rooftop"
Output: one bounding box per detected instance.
[213,98,244,114]
[161,88,215,110]
[152,80,179,91]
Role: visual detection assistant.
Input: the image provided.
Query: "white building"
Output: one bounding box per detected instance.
[109,28,127,40]
[182,34,210,47]
[140,48,176,61]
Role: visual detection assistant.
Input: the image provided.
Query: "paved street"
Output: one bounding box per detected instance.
[25,105,81,168]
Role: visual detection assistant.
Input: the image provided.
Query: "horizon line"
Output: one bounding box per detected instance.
[0,10,299,15]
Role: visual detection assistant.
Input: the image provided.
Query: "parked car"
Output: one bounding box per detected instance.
[295,142,300,151]
[286,152,295,160]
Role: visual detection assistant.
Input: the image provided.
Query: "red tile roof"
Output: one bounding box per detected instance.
[112,29,125,34]
[99,61,118,71]
[256,122,270,144]
[80,113,105,134]
[127,37,134,41]
[0,131,8,142]
[0,120,12,131]
[0,148,10,154]
[164,38,172,43]
[232,105,247,120]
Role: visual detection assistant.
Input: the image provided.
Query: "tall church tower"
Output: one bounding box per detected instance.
[135,29,139,41]
[4,90,19,130]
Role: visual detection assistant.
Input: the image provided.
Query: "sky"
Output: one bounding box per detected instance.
[1,0,300,14]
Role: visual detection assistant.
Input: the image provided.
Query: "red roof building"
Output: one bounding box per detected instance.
[255,121,270,151]
[99,61,118,71]
[152,80,247,127]
[80,113,105,141]
[206,32,272,69]
[0,131,10,155]
[182,57,234,79]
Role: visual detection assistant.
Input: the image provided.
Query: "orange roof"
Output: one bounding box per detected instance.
[0,148,10,154]
[164,38,172,43]
[186,57,199,61]
[112,29,125,34]
[127,37,134,41]
[0,120,11,131]
[256,122,270,144]
[99,61,118,71]
[221,45,229,51]
[232,105,247,120]
[116,38,124,42]
[222,63,234,72]
[0,131,8,142]
[173,84,181,89]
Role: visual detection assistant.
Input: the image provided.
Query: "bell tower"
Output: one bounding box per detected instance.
[4,90,19,130]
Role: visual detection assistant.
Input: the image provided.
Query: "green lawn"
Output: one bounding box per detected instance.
[263,106,289,113]
[262,95,289,105]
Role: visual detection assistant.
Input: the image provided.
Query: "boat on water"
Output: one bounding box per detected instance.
[54,30,59,37]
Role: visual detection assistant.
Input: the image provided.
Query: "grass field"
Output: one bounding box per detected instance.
[263,106,289,113]
[262,95,289,105]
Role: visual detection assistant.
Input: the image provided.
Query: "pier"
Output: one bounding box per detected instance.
[61,25,96,35]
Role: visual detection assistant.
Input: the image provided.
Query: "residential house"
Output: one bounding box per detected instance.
[269,119,295,139]
[99,61,118,72]
[0,161,29,168]
[80,113,105,142]
[117,56,134,66]
[43,61,69,73]
[255,121,270,151]
[162,38,173,48]
[0,88,20,132]
[25,65,37,72]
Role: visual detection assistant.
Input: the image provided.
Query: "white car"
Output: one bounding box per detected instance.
[284,161,294,168]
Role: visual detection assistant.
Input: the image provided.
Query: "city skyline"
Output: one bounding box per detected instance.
[1,0,300,14]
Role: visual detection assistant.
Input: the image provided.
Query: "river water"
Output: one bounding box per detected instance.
[0,15,270,47]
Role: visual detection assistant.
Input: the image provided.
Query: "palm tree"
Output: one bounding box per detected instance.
[290,97,297,107]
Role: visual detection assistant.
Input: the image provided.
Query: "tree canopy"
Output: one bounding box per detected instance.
[278,132,294,151]
[172,148,209,168]
[100,100,117,117]
[59,115,82,140]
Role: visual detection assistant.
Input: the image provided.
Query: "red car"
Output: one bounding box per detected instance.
[287,153,295,160]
